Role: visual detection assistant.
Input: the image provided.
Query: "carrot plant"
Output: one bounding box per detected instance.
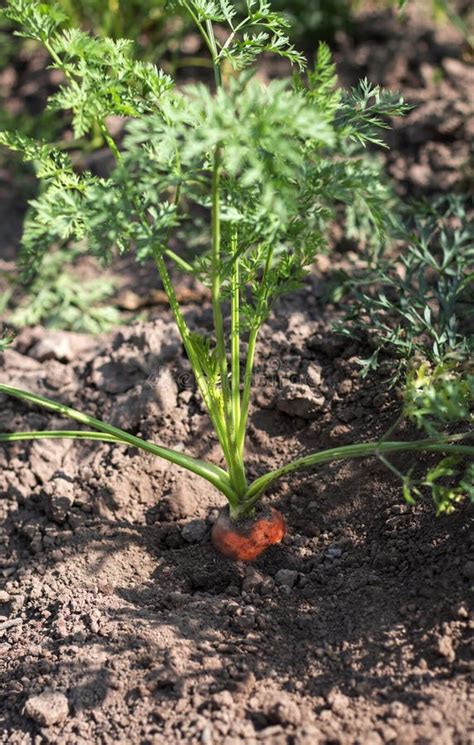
[0,0,472,541]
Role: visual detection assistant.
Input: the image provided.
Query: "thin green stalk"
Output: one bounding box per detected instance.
[181,2,215,61]
[0,383,238,504]
[243,434,474,506]
[182,14,245,494]
[163,248,194,274]
[211,147,231,421]
[237,243,275,454]
[218,16,251,55]
[210,149,246,495]
[202,24,246,492]
[230,225,241,431]
[98,120,122,163]
[237,325,257,455]
[378,411,406,443]
[151,250,233,467]
[205,19,222,88]
[377,452,408,482]
[0,431,120,444]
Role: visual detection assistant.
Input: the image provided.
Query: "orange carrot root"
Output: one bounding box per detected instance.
[211,506,286,561]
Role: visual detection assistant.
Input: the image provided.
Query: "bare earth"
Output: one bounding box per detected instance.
[0,6,473,745]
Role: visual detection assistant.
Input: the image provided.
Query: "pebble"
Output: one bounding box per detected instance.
[0,617,22,633]
[212,690,234,708]
[272,698,302,726]
[326,547,343,559]
[337,379,353,395]
[462,561,474,580]
[241,567,264,593]
[274,569,298,588]
[436,635,455,662]
[24,691,69,726]
[181,519,208,543]
[0,591,10,603]
[455,602,469,619]
[326,689,349,715]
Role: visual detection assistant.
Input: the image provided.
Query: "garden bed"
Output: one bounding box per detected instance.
[0,5,473,744]
[1,288,473,743]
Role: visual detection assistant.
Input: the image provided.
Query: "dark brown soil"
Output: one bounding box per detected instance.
[334,5,473,197]
[1,289,473,744]
[1,5,473,745]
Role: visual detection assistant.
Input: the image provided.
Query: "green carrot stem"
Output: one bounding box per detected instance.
[210,148,246,495]
[0,430,120,443]
[237,325,257,454]
[0,383,237,503]
[151,249,233,466]
[237,243,275,455]
[244,435,474,503]
[231,225,241,430]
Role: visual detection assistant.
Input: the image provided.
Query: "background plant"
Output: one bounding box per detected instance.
[0,0,472,520]
[335,196,473,512]
[340,196,473,380]
[1,245,120,333]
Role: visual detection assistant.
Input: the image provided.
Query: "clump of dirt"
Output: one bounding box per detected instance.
[1,286,473,744]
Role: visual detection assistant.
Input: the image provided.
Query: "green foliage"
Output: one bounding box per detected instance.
[378,363,474,515]
[0,327,16,351]
[47,30,174,138]
[170,0,306,70]
[400,361,473,512]
[2,0,68,42]
[5,247,121,334]
[0,0,471,519]
[339,197,473,513]
[342,197,474,380]
[401,455,473,516]
[404,362,473,437]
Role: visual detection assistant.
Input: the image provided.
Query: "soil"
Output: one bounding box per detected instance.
[334,6,473,198]
[1,290,473,744]
[1,5,473,745]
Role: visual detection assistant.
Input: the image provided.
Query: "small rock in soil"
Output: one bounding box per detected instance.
[212,690,235,709]
[326,688,350,715]
[181,519,208,543]
[24,691,69,726]
[242,567,264,593]
[326,547,343,559]
[274,569,298,588]
[41,476,76,524]
[276,384,325,419]
[30,332,96,363]
[436,635,456,662]
[158,470,208,520]
[149,368,179,414]
[462,560,474,580]
[271,697,302,726]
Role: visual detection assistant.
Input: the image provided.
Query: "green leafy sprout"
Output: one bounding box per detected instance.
[2,245,120,333]
[0,0,472,520]
[340,197,474,381]
[0,327,15,351]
